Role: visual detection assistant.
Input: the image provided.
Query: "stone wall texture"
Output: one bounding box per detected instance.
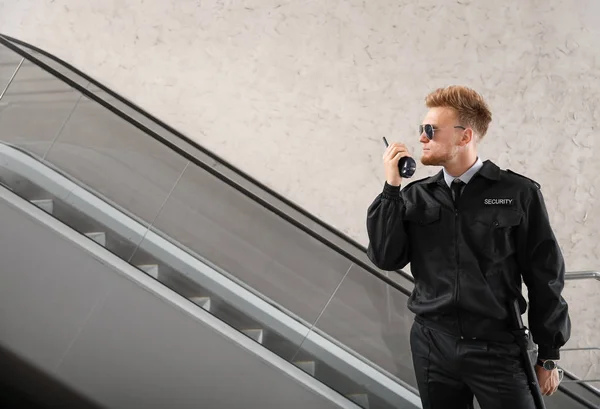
[1,0,598,389]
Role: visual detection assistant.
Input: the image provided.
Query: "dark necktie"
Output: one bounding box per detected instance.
[452,179,465,203]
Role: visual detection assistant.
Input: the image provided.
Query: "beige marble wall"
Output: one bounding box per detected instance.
[1,0,598,386]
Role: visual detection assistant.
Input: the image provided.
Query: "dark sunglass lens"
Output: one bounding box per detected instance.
[419,125,424,136]
[425,124,434,139]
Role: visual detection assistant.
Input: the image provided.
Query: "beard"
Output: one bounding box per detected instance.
[420,148,457,166]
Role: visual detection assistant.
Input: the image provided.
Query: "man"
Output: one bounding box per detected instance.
[366,85,571,409]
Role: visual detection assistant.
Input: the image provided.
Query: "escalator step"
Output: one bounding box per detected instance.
[347,394,369,409]
[85,232,106,247]
[190,297,211,312]
[293,361,316,377]
[242,329,264,345]
[138,264,159,279]
[30,199,53,214]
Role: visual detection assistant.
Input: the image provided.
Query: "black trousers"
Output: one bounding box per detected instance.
[410,319,535,409]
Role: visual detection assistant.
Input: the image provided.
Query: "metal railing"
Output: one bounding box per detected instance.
[566,271,600,281]
[561,270,600,392]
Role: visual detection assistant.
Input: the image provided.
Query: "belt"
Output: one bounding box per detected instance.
[415,315,516,344]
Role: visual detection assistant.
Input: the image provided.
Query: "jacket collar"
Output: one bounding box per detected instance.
[478,160,501,181]
[424,160,500,186]
[423,170,445,186]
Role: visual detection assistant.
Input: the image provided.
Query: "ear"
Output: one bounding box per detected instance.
[459,128,474,146]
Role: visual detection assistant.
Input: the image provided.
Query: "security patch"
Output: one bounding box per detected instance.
[484,198,514,205]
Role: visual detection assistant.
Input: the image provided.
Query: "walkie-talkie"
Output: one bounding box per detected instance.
[382,137,417,178]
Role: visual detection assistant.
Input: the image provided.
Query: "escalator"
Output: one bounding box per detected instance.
[0,175,364,409]
[0,34,598,409]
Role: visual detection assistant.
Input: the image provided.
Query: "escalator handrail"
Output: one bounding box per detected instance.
[0,33,415,288]
[0,33,413,298]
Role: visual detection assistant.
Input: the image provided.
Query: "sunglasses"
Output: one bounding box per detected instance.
[419,124,466,140]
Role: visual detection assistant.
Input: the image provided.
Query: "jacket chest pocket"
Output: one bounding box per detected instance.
[405,205,441,227]
[470,210,523,260]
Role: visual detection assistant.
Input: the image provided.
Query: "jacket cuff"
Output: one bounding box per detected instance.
[537,345,560,360]
[382,182,401,200]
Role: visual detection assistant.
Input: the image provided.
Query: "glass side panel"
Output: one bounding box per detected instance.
[0,44,21,91]
[0,55,83,158]
[307,263,418,390]
[84,83,205,160]
[210,159,416,293]
[43,92,189,227]
[146,162,354,326]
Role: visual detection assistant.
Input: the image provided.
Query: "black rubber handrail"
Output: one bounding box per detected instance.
[0,34,413,297]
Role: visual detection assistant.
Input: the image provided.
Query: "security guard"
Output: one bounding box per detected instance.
[366,85,571,409]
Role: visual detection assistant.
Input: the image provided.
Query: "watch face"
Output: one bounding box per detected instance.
[543,360,557,370]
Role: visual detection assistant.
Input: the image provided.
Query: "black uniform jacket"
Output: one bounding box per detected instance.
[366,160,571,359]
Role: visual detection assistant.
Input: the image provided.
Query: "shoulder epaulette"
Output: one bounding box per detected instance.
[402,175,432,191]
[506,169,541,189]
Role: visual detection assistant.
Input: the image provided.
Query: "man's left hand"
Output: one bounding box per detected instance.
[535,364,560,396]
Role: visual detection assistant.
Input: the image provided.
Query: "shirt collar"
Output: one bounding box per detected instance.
[443,157,484,188]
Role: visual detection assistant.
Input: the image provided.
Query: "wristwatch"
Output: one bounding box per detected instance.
[536,359,558,370]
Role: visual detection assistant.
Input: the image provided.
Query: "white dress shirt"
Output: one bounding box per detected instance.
[443,157,484,188]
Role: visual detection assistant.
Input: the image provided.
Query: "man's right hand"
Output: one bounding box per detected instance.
[383,142,412,186]
[535,364,560,396]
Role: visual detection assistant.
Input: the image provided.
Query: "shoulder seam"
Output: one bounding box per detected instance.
[506,169,541,189]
